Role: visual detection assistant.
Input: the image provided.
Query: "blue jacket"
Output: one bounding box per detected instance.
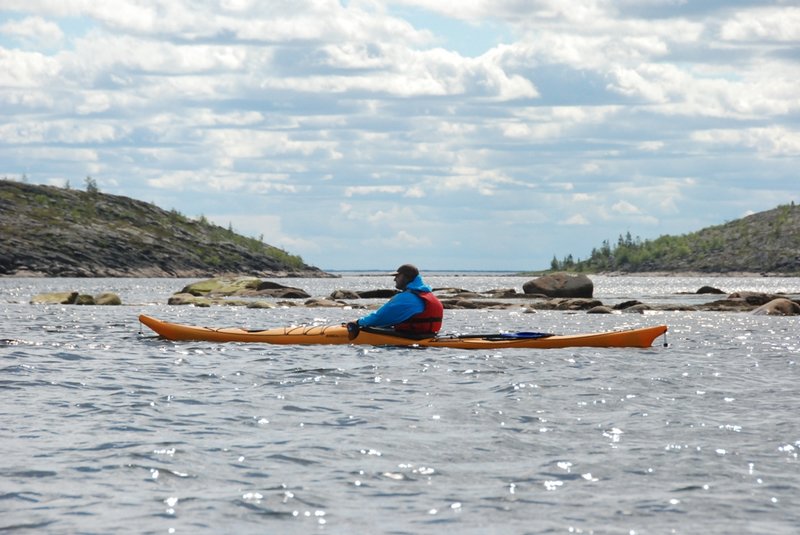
[356,275,433,328]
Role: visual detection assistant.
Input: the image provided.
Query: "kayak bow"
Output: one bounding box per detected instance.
[138,314,668,349]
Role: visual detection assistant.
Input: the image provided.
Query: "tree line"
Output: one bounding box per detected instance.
[549,202,798,273]
[550,230,725,272]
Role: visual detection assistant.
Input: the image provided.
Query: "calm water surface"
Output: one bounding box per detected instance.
[1,276,799,534]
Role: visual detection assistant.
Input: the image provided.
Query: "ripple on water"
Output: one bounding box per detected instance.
[1,278,799,533]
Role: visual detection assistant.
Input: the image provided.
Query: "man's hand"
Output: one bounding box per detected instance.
[346,322,360,340]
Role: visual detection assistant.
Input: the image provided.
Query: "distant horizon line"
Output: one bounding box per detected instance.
[323,269,534,273]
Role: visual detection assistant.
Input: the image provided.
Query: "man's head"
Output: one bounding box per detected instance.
[392,264,419,290]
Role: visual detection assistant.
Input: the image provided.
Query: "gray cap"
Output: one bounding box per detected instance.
[392,264,419,279]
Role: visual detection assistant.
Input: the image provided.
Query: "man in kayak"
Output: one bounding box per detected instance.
[347,264,444,338]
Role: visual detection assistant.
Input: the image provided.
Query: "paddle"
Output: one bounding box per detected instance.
[359,325,555,341]
[441,331,555,340]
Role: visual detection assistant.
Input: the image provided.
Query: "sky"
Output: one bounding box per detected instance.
[1,0,798,271]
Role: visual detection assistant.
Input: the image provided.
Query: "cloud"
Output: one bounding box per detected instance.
[213,213,322,255]
[1,0,798,269]
[637,141,664,151]
[692,126,800,157]
[260,44,538,99]
[560,214,590,226]
[0,48,61,88]
[1,16,63,47]
[612,200,641,215]
[0,120,122,143]
[148,169,305,194]
[719,6,800,42]
[344,185,422,197]
[393,229,432,246]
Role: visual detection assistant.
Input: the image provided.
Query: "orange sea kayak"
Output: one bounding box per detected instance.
[138,314,668,349]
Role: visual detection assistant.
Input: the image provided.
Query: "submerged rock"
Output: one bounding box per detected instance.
[305,298,347,308]
[246,301,277,309]
[533,298,603,311]
[30,291,122,305]
[30,291,79,305]
[168,293,213,306]
[330,289,360,300]
[621,304,651,314]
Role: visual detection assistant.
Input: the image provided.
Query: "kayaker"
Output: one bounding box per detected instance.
[347,264,443,338]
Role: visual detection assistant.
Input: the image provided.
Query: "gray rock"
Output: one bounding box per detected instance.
[697,286,725,294]
[622,304,651,314]
[246,301,277,309]
[614,300,643,310]
[257,281,296,290]
[180,277,262,296]
[434,287,472,295]
[264,288,311,299]
[180,277,310,298]
[485,288,519,298]
[330,289,360,300]
[441,299,512,310]
[696,298,755,312]
[559,298,603,310]
[752,298,800,316]
[95,292,122,305]
[523,272,593,298]
[305,298,347,308]
[449,291,484,299]
[728,291,785,306]
[587,305,614,314]
[168,293,212,306]
[75,294,96,305]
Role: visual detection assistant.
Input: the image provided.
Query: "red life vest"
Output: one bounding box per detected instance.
[394,291,444,334]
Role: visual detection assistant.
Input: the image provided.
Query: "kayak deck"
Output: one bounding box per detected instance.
[138,314,668,349]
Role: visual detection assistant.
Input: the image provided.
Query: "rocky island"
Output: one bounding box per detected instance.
[1,179,330,278]
[547,202,800,275]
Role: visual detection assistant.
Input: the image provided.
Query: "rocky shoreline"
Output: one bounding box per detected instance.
[1,180,331,278]
[29,273,800,316]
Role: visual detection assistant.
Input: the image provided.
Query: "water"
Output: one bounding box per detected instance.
[1,276,799,534]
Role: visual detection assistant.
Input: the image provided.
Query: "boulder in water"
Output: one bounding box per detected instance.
[752,298,800,316]
[523,272,593,298]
